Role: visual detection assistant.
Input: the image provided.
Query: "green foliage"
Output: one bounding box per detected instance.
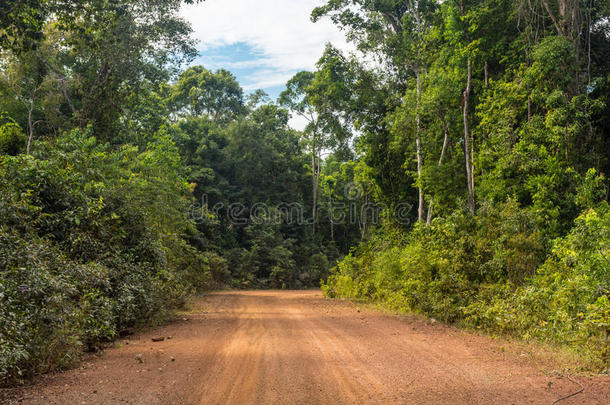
[2,0,610,386]
[324,203,610,365]
[0,130,211,385]
[464,207,610,365]
[0,0,196,142]
[166,94,339,290]
[170,66,245,121]
[0,0,343,389]
[314,0,610,369]
[0,122,26,155]
[220,208,334,289]
[0,231,113,383]
[0,0,46,52]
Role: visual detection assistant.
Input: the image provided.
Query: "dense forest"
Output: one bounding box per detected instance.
[1,0,609,386]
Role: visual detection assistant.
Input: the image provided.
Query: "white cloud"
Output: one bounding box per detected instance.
[288,114,312,132]
[241,70,294,91]
[180,0,352,89]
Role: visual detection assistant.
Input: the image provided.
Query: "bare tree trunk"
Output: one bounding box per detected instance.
[361,195,368,241]
[540,0,564,36]
[329,194,334,241]
[484,60,489,88]
[471,128,475,192]
[416,135,424,221]
[311,140,323,235]
[463,59,475,213]
[61,81,76,115]
[311,145,317,235]
[540,0,581,81]
[415,71,425,222]
[426,201,434,225]
[45,62,76,115]
[426,113,450,225]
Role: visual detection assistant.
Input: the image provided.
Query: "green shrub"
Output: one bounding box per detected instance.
[0,130,211,385]
[222,211,334,289]
[0,123,26,156]
[0,231,114,384]
[324,202,609,365]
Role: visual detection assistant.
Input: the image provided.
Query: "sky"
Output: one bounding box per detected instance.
[179,0,351,105]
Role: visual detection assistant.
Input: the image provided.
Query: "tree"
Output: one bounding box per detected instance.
[0,49,52,153]
[279,71,325,234]
[0,0,46,52]
[313,1,438,222]
[170,66,245,121]
[2,0,199,140]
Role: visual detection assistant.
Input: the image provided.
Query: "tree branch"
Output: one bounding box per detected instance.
[540,0,563,35]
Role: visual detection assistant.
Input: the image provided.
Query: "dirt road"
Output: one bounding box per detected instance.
[2,290,609,404]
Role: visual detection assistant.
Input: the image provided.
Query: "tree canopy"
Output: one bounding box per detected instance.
[1,0,610,385]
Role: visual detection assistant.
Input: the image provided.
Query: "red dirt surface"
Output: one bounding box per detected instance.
[1,290,608,404]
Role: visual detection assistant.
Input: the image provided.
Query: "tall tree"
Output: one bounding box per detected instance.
[1,0,198,141]
[313,0,438,222]
[279,71,325,234]
[170,66,246,121]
